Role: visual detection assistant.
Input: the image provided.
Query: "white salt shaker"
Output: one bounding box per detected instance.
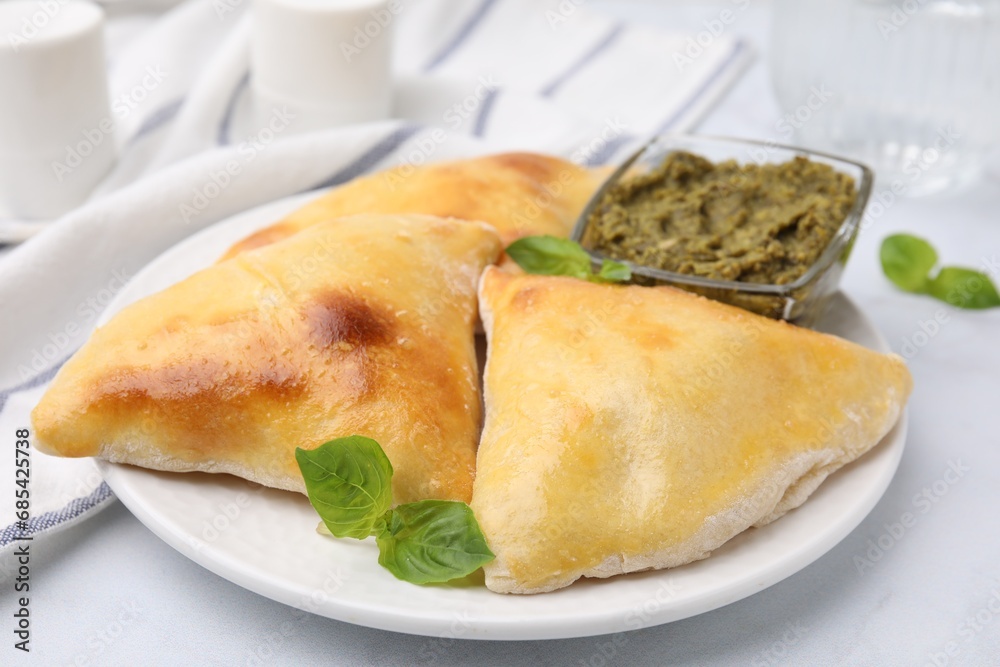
[251,0,395,135]
[0,0,116,220]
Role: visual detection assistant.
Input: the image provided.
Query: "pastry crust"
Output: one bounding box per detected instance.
[219,153,604,260]
[472,268,913,594]
[32,215,502,504]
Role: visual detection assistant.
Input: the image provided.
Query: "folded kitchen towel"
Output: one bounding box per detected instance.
[0,0,752,552]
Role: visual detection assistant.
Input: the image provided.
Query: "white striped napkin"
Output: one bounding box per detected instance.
[0,0,751,552]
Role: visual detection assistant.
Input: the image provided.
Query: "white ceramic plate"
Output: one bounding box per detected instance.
[96,192,908,640]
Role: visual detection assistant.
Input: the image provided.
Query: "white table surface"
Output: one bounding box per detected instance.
[6,3,1000,666]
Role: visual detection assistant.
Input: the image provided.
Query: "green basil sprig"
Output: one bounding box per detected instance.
[506,235,631,283]
[880,234,1000,309]
[296,436,494,584]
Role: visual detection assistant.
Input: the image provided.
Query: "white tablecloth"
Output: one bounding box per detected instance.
[4,3,1000,666]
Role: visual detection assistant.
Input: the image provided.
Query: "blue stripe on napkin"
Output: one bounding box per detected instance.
[218,70,252,146]
[472,88,500,137]
[305,124,422,191]
[582,132,637,167]
[655,38,748,134]
[424,0,499,71]
[0,482,114,549]
[539,22,625,98]
[132,97,186,144]
[0,351,75,413]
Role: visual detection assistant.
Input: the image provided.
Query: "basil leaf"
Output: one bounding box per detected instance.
[880,234,937,293]
[295,436,393,539]
[376,500,495,584]
[506,235,632,284]
[300,436,495,586]
[594,258,632,283]
[506,235,593,279]
[928,267,1000,309]
[879,234,1000,310]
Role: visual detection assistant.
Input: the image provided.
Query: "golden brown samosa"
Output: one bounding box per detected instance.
[220,153,604,260]
[472,268,912,594]
[33,215,502,503]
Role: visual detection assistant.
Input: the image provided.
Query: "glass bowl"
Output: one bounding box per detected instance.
[570,134,874,327]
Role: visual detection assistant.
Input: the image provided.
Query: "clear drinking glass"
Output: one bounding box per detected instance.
[770,0,1000,196]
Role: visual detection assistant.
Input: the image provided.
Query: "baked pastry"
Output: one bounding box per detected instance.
[472,268,913,594]
[32,215,502,504]
[220,152,603,260]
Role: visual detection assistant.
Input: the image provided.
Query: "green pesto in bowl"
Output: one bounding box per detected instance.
[581,151,858,286]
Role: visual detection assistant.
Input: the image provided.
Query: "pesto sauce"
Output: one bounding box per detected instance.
[583,151,857,285]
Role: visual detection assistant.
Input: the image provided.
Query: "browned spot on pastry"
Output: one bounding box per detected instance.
[219,222,299,260]
[510,286,541,311]
[85,358,304,458]
[306,292,393,349]
[94,358,301,402]
[491,152,560,186]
